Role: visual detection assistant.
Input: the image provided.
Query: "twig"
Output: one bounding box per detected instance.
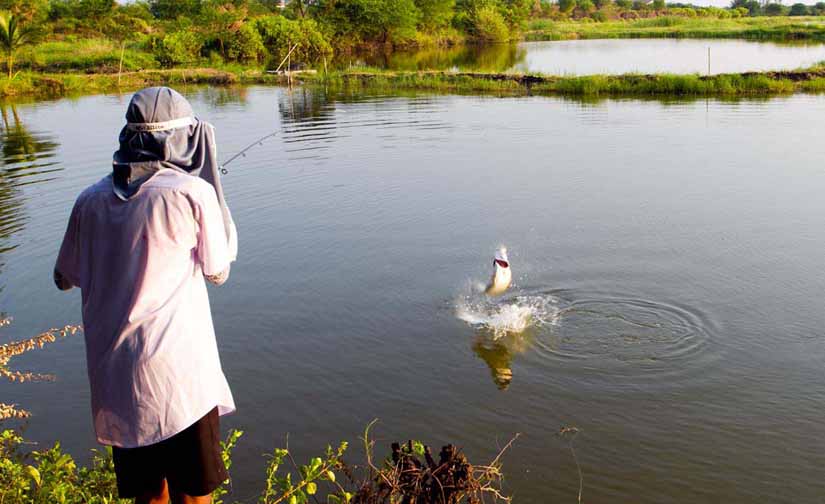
[558,427,583,504]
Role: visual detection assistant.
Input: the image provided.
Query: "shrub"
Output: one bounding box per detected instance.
[591,9,608,21]
[764,2,786,15]
[255,16,332,68]
[155,30,203,66]
[472,5,510,41]
[789,2,809,15]
[225,23,265,62]
[559,0,577,13]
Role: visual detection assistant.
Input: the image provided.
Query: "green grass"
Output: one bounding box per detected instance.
[15,39,158,73]
[526,16,825,41]
[308,67,816,97]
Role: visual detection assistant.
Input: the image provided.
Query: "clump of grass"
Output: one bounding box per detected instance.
[0,316,81,421]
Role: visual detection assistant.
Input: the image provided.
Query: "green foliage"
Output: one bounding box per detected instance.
[156,30,203,66]
[558,0,576,12]
[0,0,49,22]
[255,16,332,67]
[577,0,595,14]
[336,0,421,44]
[261,441,348,504]
[149,0,202,19]
[213,429,243,504]
[789,3,808,15]
[18,38,157,72]
[415,0,456,30]
[77,0,116,19]
[0,11,38,78]
[614,0,631,9]
[764,2,787,15]
[652,0,665,10]
[226,22,265,61]
[0,429,126,503]
[591,9,607,21]
[472,5,510,40]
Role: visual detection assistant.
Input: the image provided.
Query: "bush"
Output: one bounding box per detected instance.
[472,5,510,41]
[591,9,608,21]
[155,30,203,66]
[789,2,809,15]
[225,23,265,62]
[255,16,332,67]
[764,2,786,15]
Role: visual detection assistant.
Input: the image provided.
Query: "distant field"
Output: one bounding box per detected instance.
[527,16,825,41]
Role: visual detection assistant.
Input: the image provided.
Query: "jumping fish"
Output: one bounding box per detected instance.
[485,247,512,297]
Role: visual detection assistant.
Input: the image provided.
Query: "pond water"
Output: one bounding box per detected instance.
[2,87,825,503]
[351,38,825,75]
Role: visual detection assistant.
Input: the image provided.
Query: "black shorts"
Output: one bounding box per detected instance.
[112,407,228,498]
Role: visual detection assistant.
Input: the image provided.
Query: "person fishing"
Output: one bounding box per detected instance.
[53,86,238,504]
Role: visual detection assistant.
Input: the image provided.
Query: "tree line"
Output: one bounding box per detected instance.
[0,0,822,76]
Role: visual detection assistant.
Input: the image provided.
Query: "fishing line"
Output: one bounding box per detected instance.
[219,131,278,175]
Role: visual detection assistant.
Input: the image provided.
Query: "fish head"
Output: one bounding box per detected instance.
[493,247,509,271]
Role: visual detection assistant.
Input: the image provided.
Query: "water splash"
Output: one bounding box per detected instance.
[455,289,560,338]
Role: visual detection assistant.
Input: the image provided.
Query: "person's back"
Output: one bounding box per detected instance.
[55,87,237,504]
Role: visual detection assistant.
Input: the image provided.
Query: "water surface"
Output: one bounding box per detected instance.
[352,38,825,75]
[1,87,824,503]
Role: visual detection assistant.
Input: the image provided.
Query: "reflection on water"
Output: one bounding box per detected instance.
[338,44,524,72]
[0,105,60,288]
[343,38,825,75]
[473,331,533,390]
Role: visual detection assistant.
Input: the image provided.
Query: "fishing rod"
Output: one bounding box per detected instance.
[219,131,278,175]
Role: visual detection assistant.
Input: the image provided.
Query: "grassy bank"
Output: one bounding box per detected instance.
[527,16,825,41]
[313,66,825,97]
[5,65,825,101]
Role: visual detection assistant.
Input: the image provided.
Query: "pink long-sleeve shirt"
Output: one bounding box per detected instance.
[55,169,236,448]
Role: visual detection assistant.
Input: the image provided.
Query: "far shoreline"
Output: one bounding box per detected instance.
[4,64,825,102]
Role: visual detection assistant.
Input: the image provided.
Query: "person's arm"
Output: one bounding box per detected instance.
[54,199,82,291]
[195,184,232,286]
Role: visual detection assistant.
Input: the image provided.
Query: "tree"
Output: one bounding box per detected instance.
[327,0,421,44]
[764,2,786,15]
[149,0,202,19]
[77,0,115,18]
[559,0,577,13]
[415,0,456,30]
[615,0,632,9]
[653,0,665,9]
[813,1,825,13]
[593,0,612,9]
[0,11,36,79]
[0,0,48,23]
[789,2,808,14]
[577,0,595,13]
